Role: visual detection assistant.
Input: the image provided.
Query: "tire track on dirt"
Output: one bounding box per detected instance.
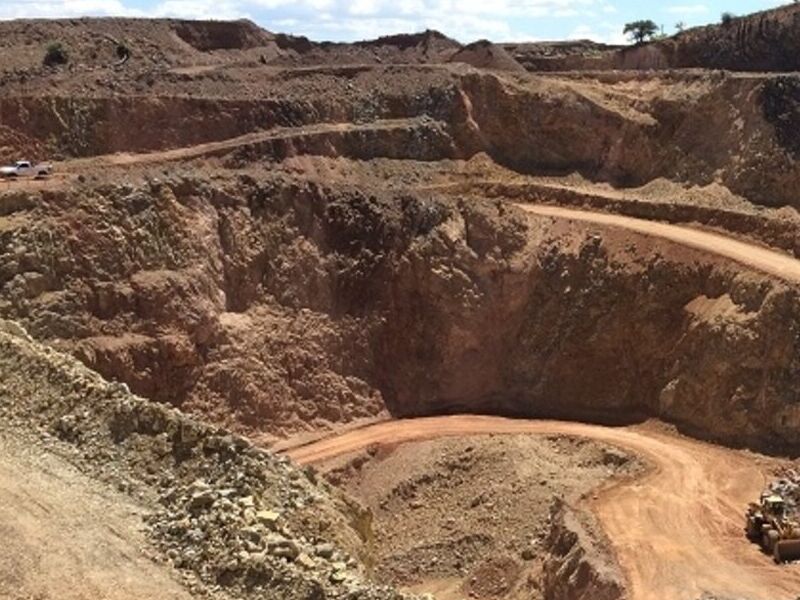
[283,416,800,600]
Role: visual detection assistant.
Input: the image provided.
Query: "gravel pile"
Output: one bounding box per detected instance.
[0,320,414,600]
[766,468,800,515]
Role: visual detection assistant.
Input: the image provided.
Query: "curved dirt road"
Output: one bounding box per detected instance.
[517,203,800,282]
[285,416,800,600]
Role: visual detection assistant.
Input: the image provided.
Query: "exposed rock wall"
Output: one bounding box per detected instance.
[543,501,626,600]
[3,178,800,452]
[457,72,800,208]
[375,198,800,452]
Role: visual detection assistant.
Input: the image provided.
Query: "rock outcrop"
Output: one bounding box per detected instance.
[543,500,626,600]
[3,177,800,453]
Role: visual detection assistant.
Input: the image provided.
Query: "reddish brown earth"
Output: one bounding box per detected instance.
[285,416,800,600]
[2,8,800,600]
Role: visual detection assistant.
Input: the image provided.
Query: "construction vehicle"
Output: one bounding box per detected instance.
[745,493,800,563]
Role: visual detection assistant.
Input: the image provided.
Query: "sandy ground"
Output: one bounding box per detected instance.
[284,416,800,600]
[0,433,192,600]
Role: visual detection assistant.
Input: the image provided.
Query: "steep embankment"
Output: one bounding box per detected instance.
[3,176,800,452]
[660,4,800,72]
[0,320,408,600]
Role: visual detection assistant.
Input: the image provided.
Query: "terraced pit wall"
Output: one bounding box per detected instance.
[3,177,800,454]
[3,69,799,208]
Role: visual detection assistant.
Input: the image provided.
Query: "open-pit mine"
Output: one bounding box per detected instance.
[2,6,800,600]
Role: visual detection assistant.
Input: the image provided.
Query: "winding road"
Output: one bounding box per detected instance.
[516,204,800,283]
[285,416,800,600]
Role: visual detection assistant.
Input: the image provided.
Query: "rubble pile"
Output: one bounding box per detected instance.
[0,320,413,600]
[766,468,800,514]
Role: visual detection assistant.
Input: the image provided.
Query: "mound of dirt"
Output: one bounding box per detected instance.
[0,320,410,600]
[320,434,637,598]
[449,40,526,72]
[171,19,274,52]
[271,29,461,67]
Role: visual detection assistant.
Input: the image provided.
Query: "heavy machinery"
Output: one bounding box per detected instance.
[745,493,800,563]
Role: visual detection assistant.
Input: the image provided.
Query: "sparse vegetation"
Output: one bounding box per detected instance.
[623,20,659,44]
[116,42,130,61]
[43,42,68,66]
[675,21,686,33]
[721,12,736,25]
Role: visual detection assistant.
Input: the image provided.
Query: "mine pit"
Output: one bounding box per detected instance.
[316,434,641,600]
[3,8,800,600]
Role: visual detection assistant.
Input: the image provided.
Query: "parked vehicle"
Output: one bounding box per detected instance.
[0,160,52,179]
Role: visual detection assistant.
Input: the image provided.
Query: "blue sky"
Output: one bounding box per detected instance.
[0,0,790,43]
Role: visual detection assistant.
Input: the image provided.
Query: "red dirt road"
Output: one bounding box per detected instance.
[285,416,800,600]
[517,203,800,282]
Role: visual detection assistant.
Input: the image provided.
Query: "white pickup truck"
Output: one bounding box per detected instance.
[0,160,52,179]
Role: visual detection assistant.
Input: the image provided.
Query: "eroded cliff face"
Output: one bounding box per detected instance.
[543,501,626,600]
[3,176,800,452]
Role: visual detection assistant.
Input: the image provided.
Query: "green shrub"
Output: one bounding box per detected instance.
[43,42,68,66]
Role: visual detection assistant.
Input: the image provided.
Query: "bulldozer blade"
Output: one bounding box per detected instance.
[773,539,800,563]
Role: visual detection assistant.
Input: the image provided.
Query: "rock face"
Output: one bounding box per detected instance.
[542,501,625,600]
[4,176,800,453]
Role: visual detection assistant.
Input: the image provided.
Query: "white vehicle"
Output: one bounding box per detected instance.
[0,160,52,179]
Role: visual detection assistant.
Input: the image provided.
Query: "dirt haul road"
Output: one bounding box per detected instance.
[285,416,800,600]
[516,203,800,282]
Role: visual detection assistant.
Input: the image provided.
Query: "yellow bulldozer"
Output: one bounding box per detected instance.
[745,493,800,563]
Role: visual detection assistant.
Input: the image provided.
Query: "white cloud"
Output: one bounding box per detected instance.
[568,21,626,44]
[0,0,143,19]
[152,0,248,19]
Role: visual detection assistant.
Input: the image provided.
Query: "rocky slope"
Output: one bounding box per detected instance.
[0,319,411,600]
[320,434,637,599]
[3,171,800,453]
